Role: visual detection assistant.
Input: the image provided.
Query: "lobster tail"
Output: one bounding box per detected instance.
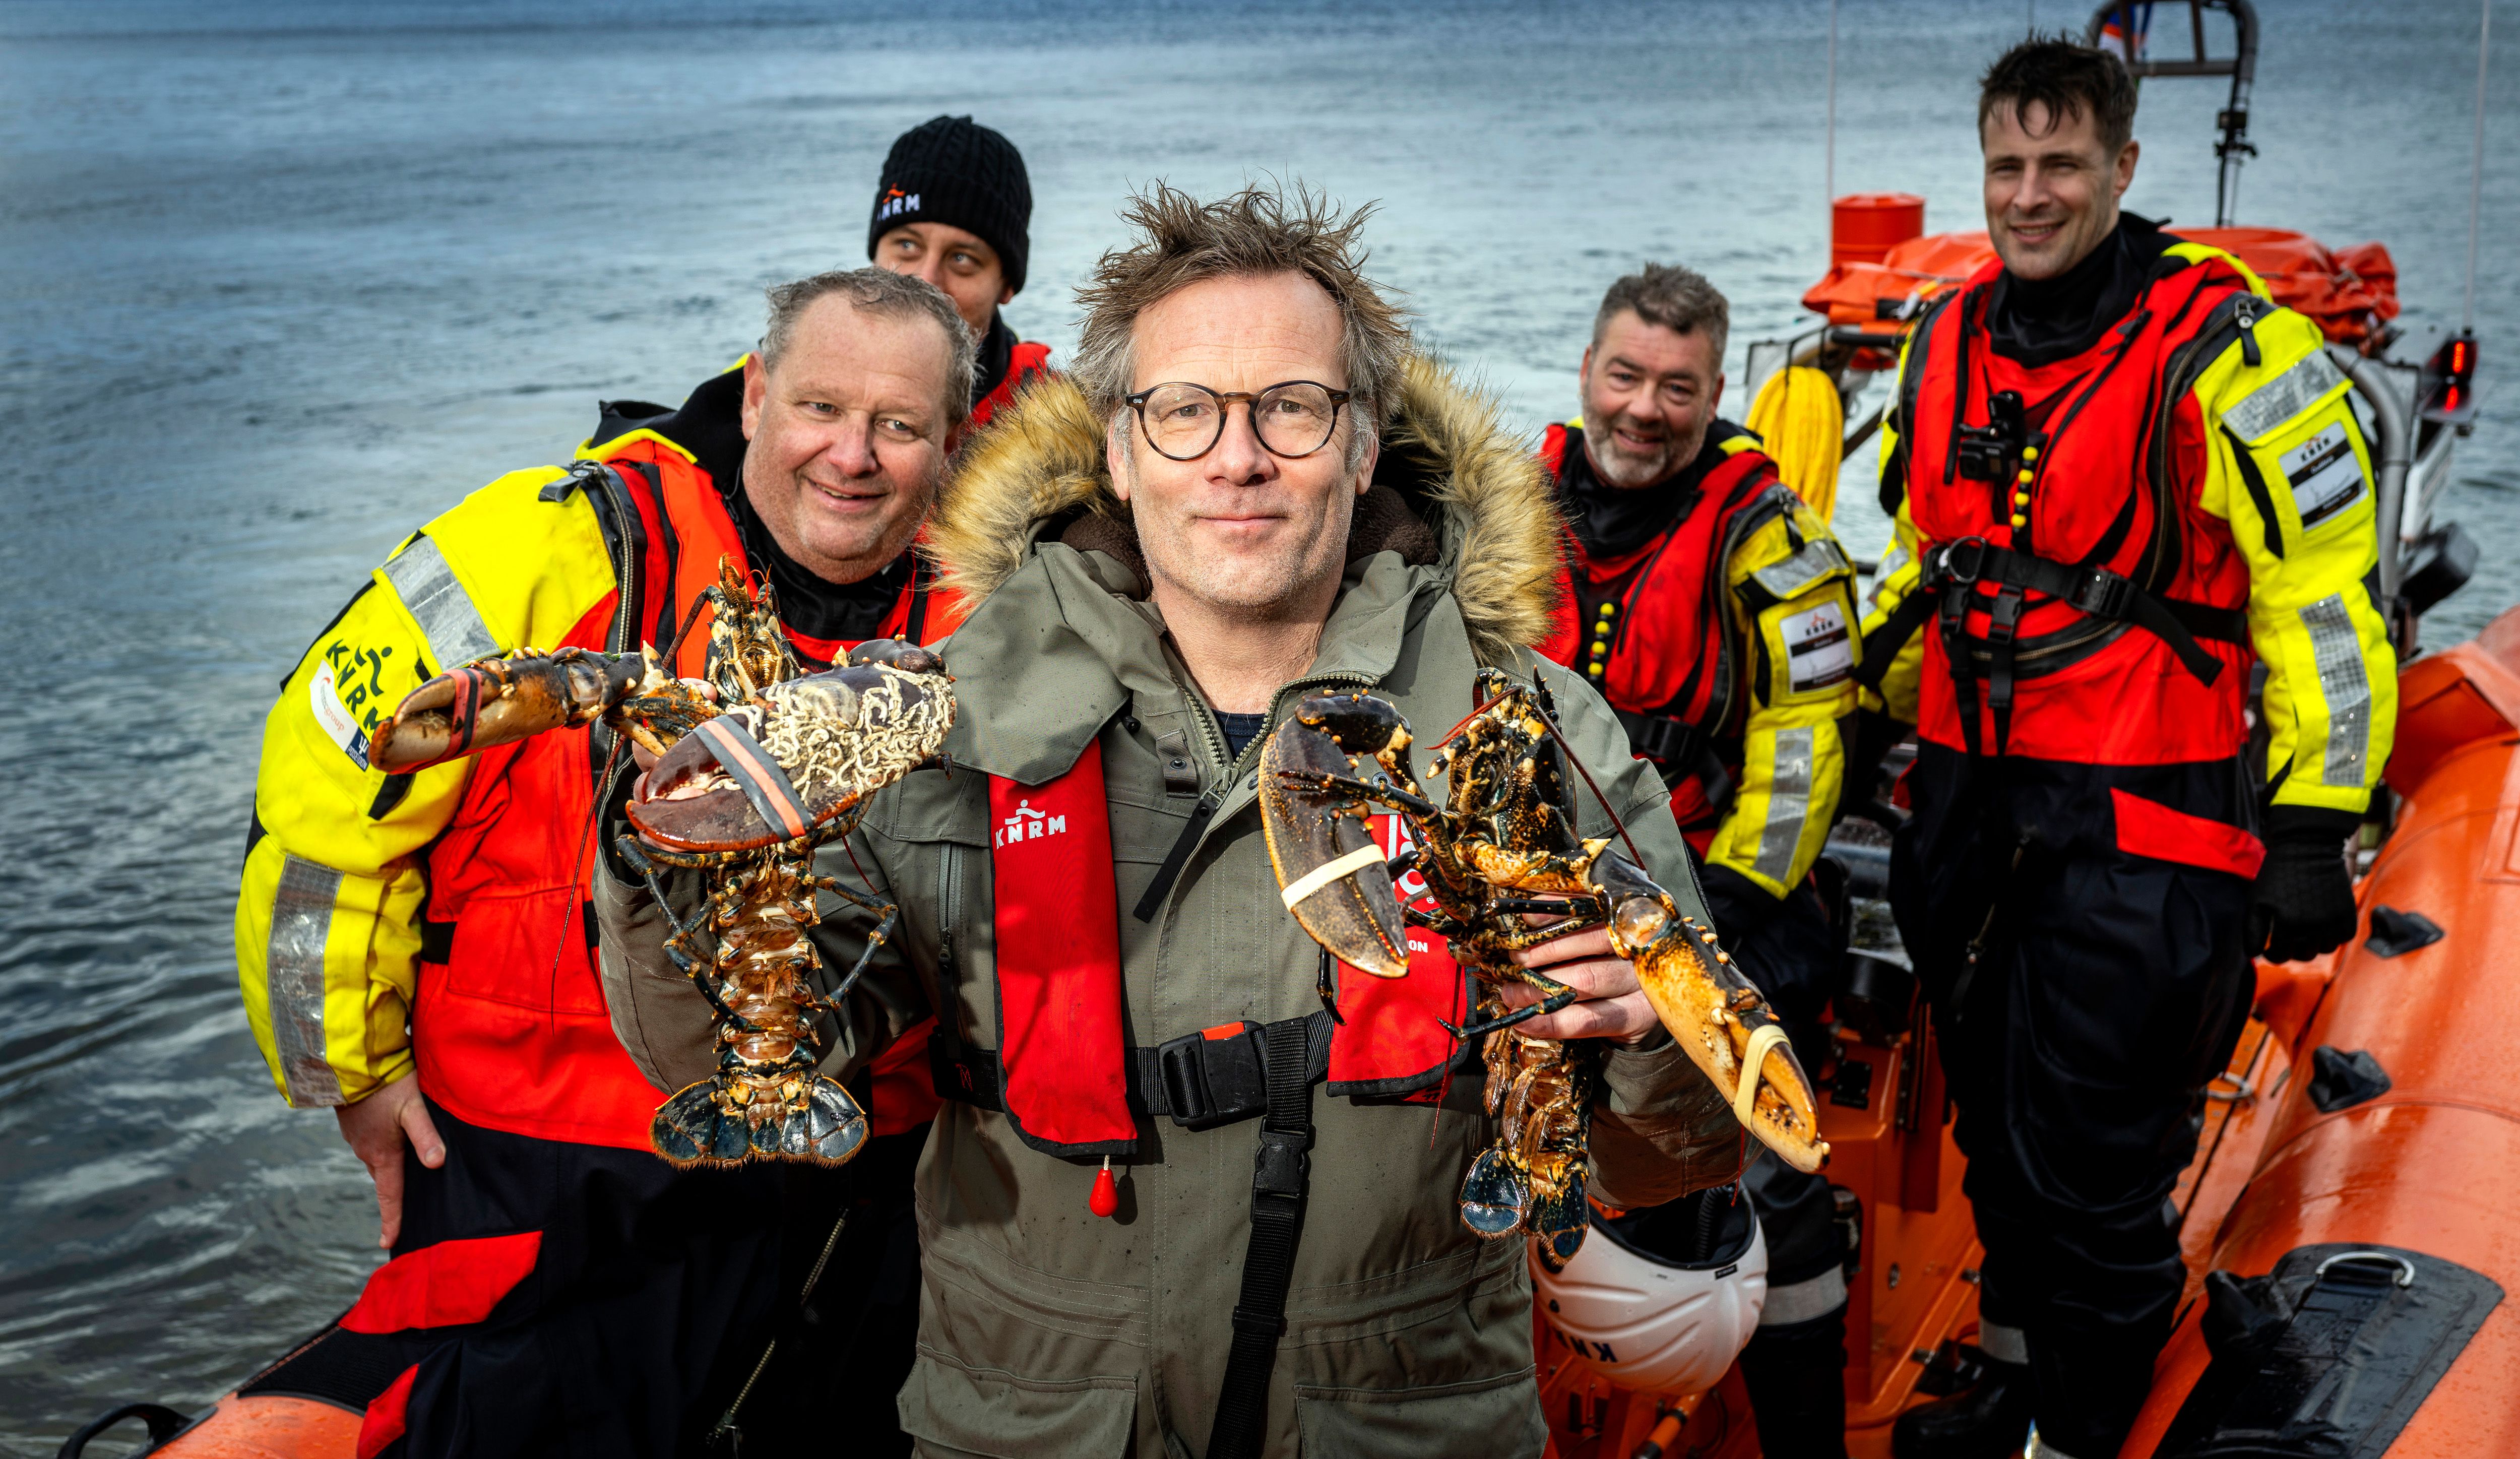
[649,1075,869,1169]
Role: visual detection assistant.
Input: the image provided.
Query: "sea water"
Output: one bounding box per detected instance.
[1,0,2511,1448]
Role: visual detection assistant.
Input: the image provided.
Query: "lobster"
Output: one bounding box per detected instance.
[368,560,955,1168]
[1258,669,1826,1270]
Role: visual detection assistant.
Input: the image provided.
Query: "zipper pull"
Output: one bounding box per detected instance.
[2235,297,2263,368]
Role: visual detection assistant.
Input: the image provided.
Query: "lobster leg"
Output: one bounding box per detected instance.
[1276,768,1442,821]
[618,835,754,1033]
[823,902,898,1004]
[1444,969,1583,1041]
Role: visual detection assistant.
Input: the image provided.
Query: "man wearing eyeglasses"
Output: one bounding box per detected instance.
[597,182,1746,1458]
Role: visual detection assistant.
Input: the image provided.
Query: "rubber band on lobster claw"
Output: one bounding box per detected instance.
[369,647,695,774]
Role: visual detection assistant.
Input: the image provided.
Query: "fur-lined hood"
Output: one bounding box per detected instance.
[926,354,1565,664]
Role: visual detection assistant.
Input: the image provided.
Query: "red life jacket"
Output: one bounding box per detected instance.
[411,439,963,1148]
[1892,252,2261,765]
[955,740,1468,1159]
[1537,422,1797,828]
[969,341,1054,430]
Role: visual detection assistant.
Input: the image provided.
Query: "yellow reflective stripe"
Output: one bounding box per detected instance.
[2300,595,2374,787]
[265,853,346,1108]
[1751,726,1815,885]
[380,535,499,671]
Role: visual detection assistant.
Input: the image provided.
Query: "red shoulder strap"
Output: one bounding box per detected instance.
[1326,813,1466,1100]
[990,740,1133,1151]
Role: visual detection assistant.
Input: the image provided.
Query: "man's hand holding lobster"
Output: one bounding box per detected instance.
[1500,921,1662,1046]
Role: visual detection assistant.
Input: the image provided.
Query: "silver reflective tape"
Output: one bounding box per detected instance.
[266,855,346,1107]
[2301,596,2372,788]
[2224,349,2347,442]
[380,535,499,670]
[1758,1263,1848,1326]
[1977,1320,2029,1365]
[1751,537,1849,600]
[1751,726,1814,884]
[1868,543,1910,609]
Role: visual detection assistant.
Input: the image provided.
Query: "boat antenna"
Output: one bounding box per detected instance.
[2466,0,2492,335]
[1824,0,1839,212]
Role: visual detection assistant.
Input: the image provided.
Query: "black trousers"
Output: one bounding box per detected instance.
[1725,879,1851,1459]
[1890,746,2255,1457]
[387,1099,794,1458]
[247,1103,926,1457]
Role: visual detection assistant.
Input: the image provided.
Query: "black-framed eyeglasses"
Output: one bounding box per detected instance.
[1122,380,1353,462]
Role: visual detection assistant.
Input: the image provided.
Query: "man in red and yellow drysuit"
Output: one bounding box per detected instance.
[1538,263,1861,1459]
[866,114,1053,429]
[1861,42,2396,1459]
[233,269,973,1459]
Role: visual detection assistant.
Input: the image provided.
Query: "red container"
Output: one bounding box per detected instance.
[1831,193,1926,268]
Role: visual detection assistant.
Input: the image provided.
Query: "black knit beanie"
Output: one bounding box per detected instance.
[867,115,1033,296]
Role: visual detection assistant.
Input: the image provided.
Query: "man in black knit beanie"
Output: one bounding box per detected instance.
[868,114,1055,427]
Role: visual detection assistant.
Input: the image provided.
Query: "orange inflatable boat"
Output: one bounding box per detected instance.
[1536,610,2520,1458]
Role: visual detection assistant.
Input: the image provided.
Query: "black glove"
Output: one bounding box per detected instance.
[1699,861,1787,945]
[2252,807,2362,963]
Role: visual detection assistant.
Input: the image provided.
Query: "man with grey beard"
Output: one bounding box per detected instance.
[1537,263,1865,1459]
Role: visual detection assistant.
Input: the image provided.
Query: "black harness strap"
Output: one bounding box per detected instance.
[1132,792,1220,922]
[1926,536,2243,756]
[903,556,933,645]
[1207,1017,1316,1459]
[1856,591,1937,692]
[1612,709,1735,814]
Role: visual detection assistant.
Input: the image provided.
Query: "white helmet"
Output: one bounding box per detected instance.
[1532,1185,1769,1394]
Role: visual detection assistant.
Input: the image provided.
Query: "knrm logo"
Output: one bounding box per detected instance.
[995,799,1067,848]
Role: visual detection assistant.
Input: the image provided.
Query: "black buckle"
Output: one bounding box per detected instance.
[2064,566,2132,620]
[1251,1128,1312,1203]
[1623,712,1695,766]
[1158,1023,1271,1131]
[1937,536,1990,586]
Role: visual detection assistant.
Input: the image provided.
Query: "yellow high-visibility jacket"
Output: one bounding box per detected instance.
[1543,422,1862,900]
[234,459,622,1109]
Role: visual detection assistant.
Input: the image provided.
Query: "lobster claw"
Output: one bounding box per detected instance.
[1589,852,1832,1175]
[629,660,956,855]
[370,648,647,774]
[1259,707,1410,979]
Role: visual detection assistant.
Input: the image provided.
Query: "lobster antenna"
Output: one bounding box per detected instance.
[548,732,632,982]
[2466,0,2492,334]
[660,590,712,669]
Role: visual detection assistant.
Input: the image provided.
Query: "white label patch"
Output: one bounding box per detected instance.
[309,659,371,770]
[2281,421,2363,529]
[1784,601,1854,693]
